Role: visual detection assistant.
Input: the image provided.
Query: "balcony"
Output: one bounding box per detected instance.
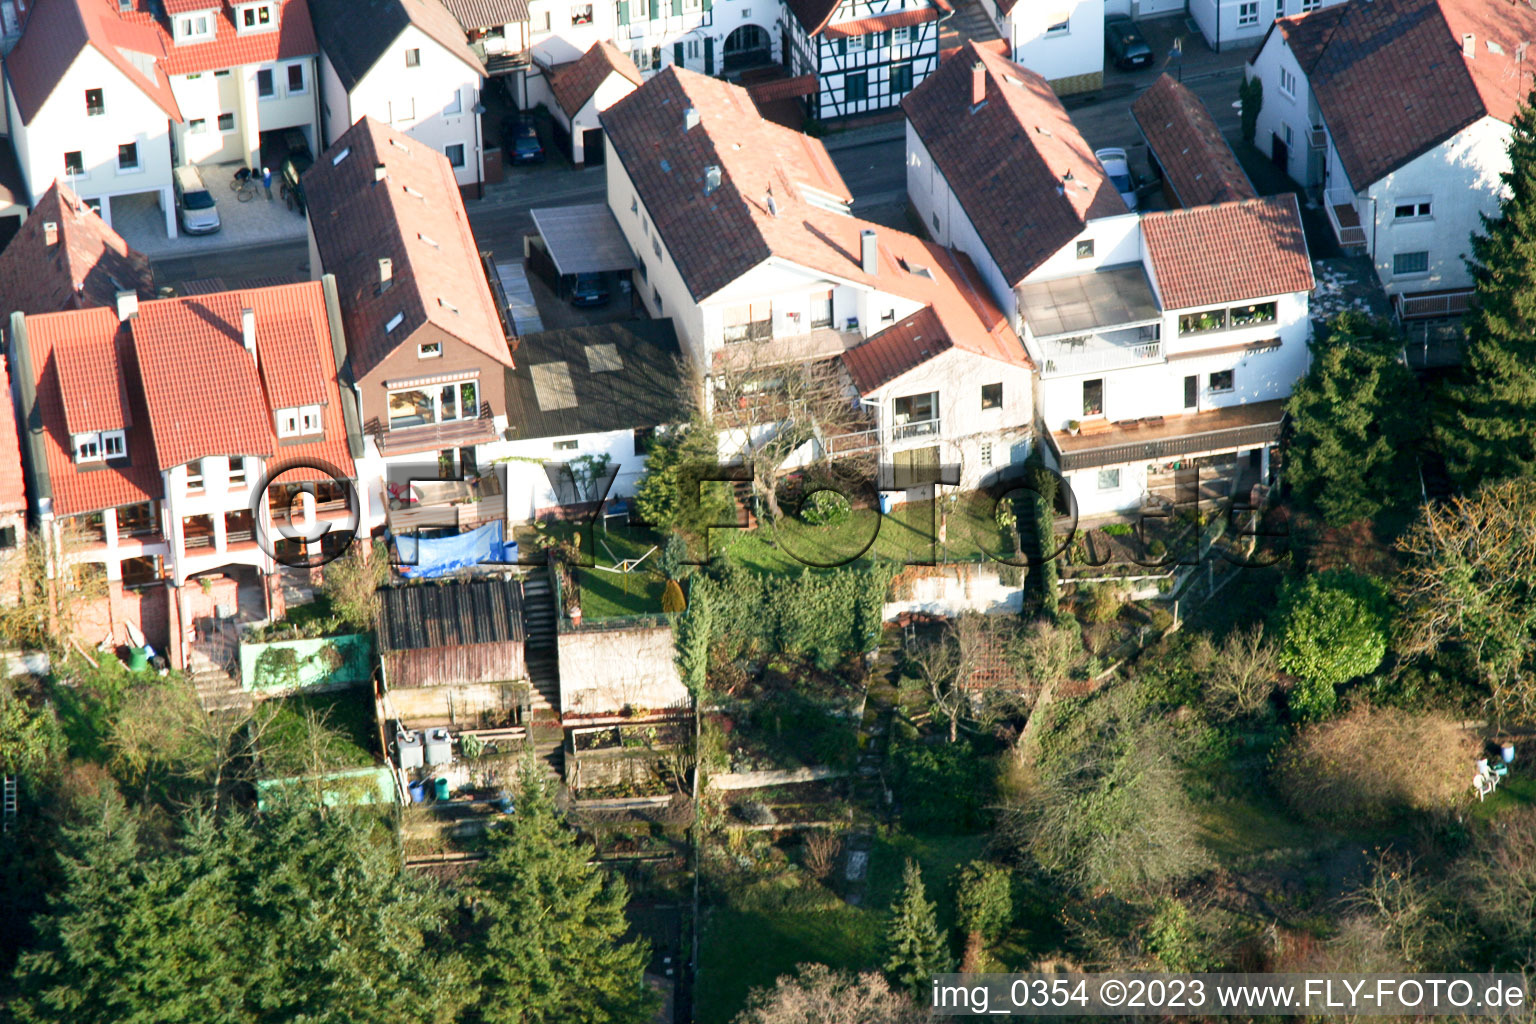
[1017,263,1164,377]
[1045,400,1287,471]
[386,474,506,533]
[1309,125,1327,151]
[1395,288,1474,321]
[368,406,499,456]
[1037,329,1162,376]
[1324,188,1368,249]
[891,416,942,442]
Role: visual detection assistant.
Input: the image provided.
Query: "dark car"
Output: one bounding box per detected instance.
[279,149,313,213]
[1105,17,1153,70]
[571,273,610,307]
[504,117,545,164]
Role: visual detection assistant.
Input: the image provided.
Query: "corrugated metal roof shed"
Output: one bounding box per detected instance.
[377,577,526,651]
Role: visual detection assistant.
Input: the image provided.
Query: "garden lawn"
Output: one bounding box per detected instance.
[694,830,986,1023]
[533,520,670,619]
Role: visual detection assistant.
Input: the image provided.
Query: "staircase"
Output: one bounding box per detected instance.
[186,643,254,717]
[519,572,564,782]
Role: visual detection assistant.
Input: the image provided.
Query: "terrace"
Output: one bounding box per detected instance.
[1017,264,1164,377]
[1045,399,1286,472]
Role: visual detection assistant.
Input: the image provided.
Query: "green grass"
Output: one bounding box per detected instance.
[260,690,377,770]
[694,829,987,1023]
[1469,771,1536,821]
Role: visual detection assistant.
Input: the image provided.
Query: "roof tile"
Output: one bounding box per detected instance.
[0,182,155,317]
[1141,196,1315,310]
[1131,73,1256,208]
[548,41,643,119]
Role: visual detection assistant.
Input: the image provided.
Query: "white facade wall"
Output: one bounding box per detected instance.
[482,427,648,521]
[1248,28,1324,187]
[866,347,1034,491]
[1362,116,1509,298]
[320,25,483,186]
[1006,0,1103,85]
[10,47,177,236]
[529,0,618,64]
[170,55,318,170]
[1190,0,1347,53]
[614,0,765,75]
[606,153,708,363]
[560,72,637,164]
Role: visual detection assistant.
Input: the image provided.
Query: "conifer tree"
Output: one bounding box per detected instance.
[885,859,951,998]
[1284,311,1422,527]
[1441,89,1536,488]
[468,762,656,1024]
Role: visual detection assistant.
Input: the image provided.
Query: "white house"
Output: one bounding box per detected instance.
[543,41,642,166]
[601,66,1035,495]
[309,0,488,191]
[1249,0,1529,316]
[3,0,183,236]
[994,0,1103,97]
[1189,0,1345,53]
[497,319,685,519]
[781,0,945,120]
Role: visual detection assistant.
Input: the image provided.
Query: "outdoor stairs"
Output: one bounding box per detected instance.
[519,573,565,783]
[186,644,254,717]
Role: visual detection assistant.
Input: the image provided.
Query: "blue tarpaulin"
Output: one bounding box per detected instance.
[393,521,519,578]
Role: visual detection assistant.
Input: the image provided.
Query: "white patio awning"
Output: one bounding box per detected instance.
[530,203,637,277]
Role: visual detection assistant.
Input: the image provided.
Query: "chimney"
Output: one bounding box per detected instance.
[42,221,58,246]
[240,307,256,361]
[860,229,877,276]
[378,257,393,289]
[374,162,387,182]
[1464,33,1476,58]
[684,107,700,131]
[971,61,986,108]
[115,289,138,321]
[704,165,721,195]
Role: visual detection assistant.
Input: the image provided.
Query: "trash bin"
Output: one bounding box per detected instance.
[433,777,450,801]
[878,492,893,515]
[126,646,149,672]
[407,779,427,803]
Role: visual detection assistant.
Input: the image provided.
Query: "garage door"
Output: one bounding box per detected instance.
[581,129,604,166]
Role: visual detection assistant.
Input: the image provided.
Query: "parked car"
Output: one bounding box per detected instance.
[281,127,312,163]
[1095,147,1139,211]
[173,164,220,235]
[1105,17,1153,69]
[505,117,545,164]
[280,149,314,213]
[571,273,610,307]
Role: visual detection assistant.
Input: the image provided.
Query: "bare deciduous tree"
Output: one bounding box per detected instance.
[1190,623,1280,719]
[803,830,842,880]
[733,963,929,1024]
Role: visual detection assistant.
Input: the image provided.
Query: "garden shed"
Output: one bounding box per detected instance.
[377,577,528,686]
[557,624,692,722]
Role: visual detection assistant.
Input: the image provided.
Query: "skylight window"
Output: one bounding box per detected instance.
[331,147,351,165]
[386,312,404,333]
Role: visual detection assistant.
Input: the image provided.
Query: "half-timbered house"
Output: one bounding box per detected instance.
[780,0,945,119]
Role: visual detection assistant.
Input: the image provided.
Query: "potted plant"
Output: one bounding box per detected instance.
[1067,420,1082,436]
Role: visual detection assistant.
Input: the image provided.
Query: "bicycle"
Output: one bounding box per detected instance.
[230,167,259,202]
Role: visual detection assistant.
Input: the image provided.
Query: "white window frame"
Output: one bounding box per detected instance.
[256,67,276,100]
[218,112,236,133]
[1393,197,1433,221]
[418,341,443,359]
[1045,16,1070,35]
[405,47,422,67]
[1208,369,1235,394]
[444,89,462,115]
[1279,66,1296,98]
[117,140,141,174]
[276,405,323,438]
[236,3,274,32]
[179,14,212,40]
[1097,468,1121,491]
[185,461,205,491]
[847,33,866,52]
[892,25,912,44]
[63,151,84,177]
[286,62,307,96]
[1237,1,1259,26]
[1300,0,1320,10]
[1275,0,1285,17]
[229,457,247,487]
[385,380,479,430]
[72,429,126,463]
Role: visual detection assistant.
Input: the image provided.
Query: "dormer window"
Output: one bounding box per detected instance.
[73,430,126,464]
[176,12,214,42]
[276,405,323,438]
[235,2,276,33]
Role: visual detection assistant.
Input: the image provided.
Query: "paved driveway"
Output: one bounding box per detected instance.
[111,162,308,259]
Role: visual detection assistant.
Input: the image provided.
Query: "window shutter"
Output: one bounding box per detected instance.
[674,41,685,65]
[617,0,628,24]
[839,37,847,56]
[704,35,714,73]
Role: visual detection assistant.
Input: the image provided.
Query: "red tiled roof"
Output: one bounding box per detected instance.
[53,319,130,435]
[121,0,317,78]
[0,359,26,514]
[5,0,181,125]
[0,182,154,317]
[1274,0,1536,188]
[1141,195,1314,310]
[604,66,1027,383]
[746,73,817,104]
[1131,74,1256,209]
[441,0,529,30]
[548,41,643,119]
[22,307,163,516]
[304,117,512,381]
[257,314,329,408]
[823,7,939,38]
[902,42,1127,288]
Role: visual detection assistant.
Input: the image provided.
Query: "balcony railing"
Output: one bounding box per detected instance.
[1324,188,1367,249]
[1309,125,1327,151]
[1040,340,1162,377]
[386,474,507,533]
[891,417,941,442]
[1395,288,1474,321]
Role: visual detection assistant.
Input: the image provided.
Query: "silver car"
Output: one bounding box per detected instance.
[174,165,221,235]
[1095,147,1138,212]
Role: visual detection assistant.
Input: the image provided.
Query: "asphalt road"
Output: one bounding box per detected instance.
[150,64,1247,287]
[828,62,1248,215]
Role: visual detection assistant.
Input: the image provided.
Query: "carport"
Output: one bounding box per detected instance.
[528,204,636,297]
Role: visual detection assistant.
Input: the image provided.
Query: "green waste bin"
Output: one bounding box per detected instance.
[126,646,149,672]
[434,777,450,801]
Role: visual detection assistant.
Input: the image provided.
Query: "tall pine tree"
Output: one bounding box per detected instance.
[1284,311,1422,528]
[884,859,951,998]
[1442,89,1536,488]
[467,761,656,1024]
